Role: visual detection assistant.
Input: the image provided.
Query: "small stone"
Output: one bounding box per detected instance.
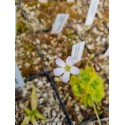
[102,38,107,42]
[54,117,59,122]
[45,83,51,88]
[36,93,41,98]
[22,89,27,97]
[52,110,57,117]
[33,60,38,65]
[80,105,86,110]
[39,0,48,3]
[77,114,83,120]
[36,39,40,44]
[32,52,36,56]
[37,4,40,8]
[43,93,48,98]
[52,122,56,125]
[19,103,24,108]
[24,63,30,68]
[37,57,41,62]
[56,122,62,125]
[76,24,82,32]
[37,81,44,88]
[34,78,39,83]
[75,105,80,112]
[41,120,46,124]
[35,66,39,71]
[67,0,74,3]
[39,98,44,104]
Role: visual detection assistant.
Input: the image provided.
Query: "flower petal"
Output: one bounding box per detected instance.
[54,68,65,76]
[70,66,80,75]
[62,71,70,83]
[66,56,74,66]
[56,58,66,67]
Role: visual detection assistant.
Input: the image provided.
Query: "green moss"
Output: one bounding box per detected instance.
[16,20,28,34]
[23,42,36,52]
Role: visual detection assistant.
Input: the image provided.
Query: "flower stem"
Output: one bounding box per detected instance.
[92,101,101,125]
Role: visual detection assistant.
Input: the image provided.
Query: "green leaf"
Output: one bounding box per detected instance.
[31,119,39,125]
[92,89,105,103]
[31,86,38,110]
[86,96,93,107]
[70,66,105,107]
[30,110,37,117]
[70,75,79,86]
[21,116,30,125]
[23,106,31,115]
[31,115,35,123]
[71,84,83,97]
[36,112,46,120]
[79,69,90,83]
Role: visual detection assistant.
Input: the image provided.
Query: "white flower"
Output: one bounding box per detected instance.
[53,56,80,83]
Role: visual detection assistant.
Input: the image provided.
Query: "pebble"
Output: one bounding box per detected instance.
[56,122,62,125]
[39,98,44,104]
[54,117,60,123]
[75,105,80,112]
[36,39,40,44]
[35,66,39,71]
[52,110,57,117]
[37,81,44,88]
[77,114,83,120]
[51,122,56,125]
[22,89,27,97]
[33,60,39,65]
[80,105,86,110]
[34,78,39,83]
[19,103,24,108]
[43,93,48,98]
[24,63,30,68]
[41,120,46,124]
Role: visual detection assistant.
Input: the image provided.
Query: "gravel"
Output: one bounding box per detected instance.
[15,77,66,125]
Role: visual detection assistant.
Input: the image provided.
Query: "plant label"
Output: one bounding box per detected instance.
[85,0,100,25]
[67,0,74,3]
[39,0,48,3]
[15,63,25,88]
[51,14,69,34]
[71,41,85,63]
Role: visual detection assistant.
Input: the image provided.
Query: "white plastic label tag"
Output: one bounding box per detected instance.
[51,14,69,34]
[71,42,85,63]
[39,0,48,3]
[15,63,25,88]
[85,0,100,25]
[67,0,74,3]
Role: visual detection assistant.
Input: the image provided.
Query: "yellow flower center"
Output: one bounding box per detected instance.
[65,65,71,72]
